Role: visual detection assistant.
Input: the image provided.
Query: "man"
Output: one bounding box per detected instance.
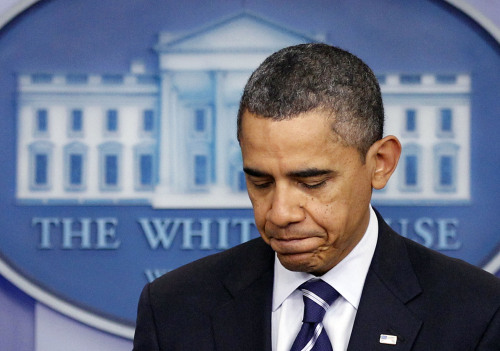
[133,43,500,350]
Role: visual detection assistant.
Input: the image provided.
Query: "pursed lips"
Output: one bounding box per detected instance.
[266,231,324,254]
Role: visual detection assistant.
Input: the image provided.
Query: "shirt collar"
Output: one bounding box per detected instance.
[272,205,378,311]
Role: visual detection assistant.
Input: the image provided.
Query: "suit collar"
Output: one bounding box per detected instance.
[348,210,423,350]
[211,238,274,351]
[370,211,422,304]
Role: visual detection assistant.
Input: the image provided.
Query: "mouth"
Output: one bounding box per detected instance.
[268,236,323,255]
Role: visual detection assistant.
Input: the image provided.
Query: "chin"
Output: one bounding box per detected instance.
[278,255,322,274]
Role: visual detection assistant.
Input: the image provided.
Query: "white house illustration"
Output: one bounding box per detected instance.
[375,73,470,204]
[15,12,470,208]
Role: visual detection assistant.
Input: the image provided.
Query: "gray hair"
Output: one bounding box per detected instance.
[237,43,384,158]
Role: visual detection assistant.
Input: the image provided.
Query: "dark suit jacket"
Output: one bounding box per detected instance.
[133,212,500,350]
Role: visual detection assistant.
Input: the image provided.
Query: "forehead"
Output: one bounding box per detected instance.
[240,110,331,146]
[239,111,358,170]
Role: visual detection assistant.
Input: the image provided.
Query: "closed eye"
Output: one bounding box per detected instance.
[301,180,327,189]
[243,167,274,189]
[249,179,274,189]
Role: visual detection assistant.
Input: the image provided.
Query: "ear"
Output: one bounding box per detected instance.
[367,135,401,190]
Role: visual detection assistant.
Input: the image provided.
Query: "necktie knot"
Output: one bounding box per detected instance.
[299,279,339,323]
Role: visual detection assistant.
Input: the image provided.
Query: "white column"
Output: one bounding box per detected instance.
[214,71,228,191]
[157,71,173,193]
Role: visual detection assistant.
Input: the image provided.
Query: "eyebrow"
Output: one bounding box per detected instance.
[243,167,334,178]
[287,168,334,178]
[243,167,269,177]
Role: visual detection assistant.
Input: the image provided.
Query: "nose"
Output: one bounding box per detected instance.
[266,185,305,227]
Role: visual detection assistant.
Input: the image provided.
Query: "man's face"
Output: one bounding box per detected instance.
[240,110,375,275]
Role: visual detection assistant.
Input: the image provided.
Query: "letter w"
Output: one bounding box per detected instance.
[138,218,181,249]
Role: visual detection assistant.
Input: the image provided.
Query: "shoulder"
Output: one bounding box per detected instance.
[403,233,500,297]
[147,237,273,300]
[375,210,500,296]
[379,217,500,313]
[134,238,274,349]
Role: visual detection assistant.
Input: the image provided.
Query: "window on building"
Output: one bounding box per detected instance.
[405,155,418,186]
[405,109,417,133]
[105,155,118,186]
[439,155,453,186]
[29,141,53,190]
[64,143,87,190]
[71,109,83,133]
[31,73,52,84]
[102,74,124,84]
[106,109,118,132]
[400,74,421,84]
[229,149,246,193]
[66,74,88,84]
[440,108,453,133]
[99,142,122,190]
[436,75,457,84]
[35,154,48,185]
[434,143,458,192]
[399,144,421,192]
[134,144,156,190]
[137,75,158,85]
[195,109,206,132]
[69,154,83,185]
[143,110,154,132]
[194,155,208,186]
[189,107,212,140]
[140,154,153,186]
[238,170,246,192]
[36,109,48,133]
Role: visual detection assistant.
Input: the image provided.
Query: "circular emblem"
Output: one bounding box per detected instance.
[0,0,498,338]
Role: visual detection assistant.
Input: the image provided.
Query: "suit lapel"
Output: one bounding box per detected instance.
[211,238,274,351]
[348,212,423,350]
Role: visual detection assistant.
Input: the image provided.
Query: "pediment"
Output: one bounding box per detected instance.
[156,12,321,53]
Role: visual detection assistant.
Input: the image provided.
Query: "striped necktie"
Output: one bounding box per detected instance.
[290,279,340,351]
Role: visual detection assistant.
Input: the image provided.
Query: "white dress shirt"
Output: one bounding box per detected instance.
[271,206,378,351]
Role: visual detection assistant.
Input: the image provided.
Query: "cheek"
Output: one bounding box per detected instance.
[307,201,350,240]
[308,202,339,230]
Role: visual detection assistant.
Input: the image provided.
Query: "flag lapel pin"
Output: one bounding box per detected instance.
[380,334,398,345]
